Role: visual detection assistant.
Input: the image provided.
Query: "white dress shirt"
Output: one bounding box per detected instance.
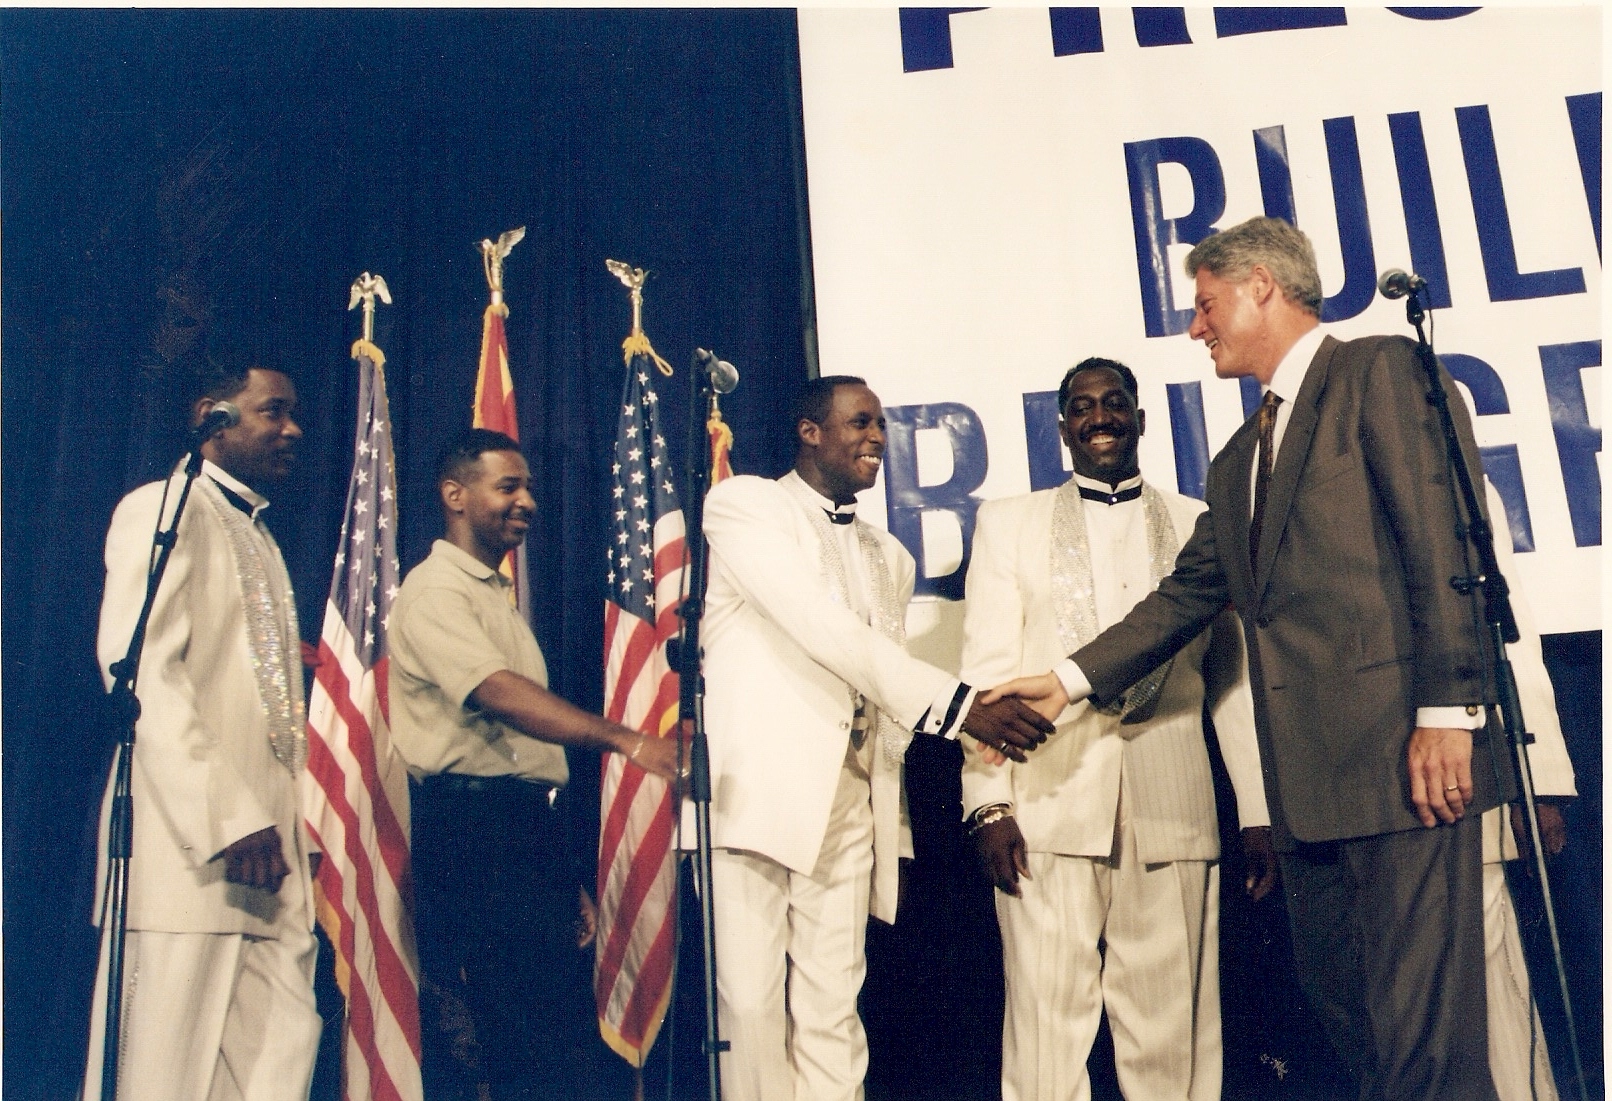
[1074,472,1152,631]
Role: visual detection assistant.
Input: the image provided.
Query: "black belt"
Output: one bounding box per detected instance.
[417,772,561,803]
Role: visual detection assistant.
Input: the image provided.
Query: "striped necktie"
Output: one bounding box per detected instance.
[1249,391,1283,564]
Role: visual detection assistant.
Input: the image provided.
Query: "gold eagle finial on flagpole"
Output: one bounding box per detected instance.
[605,259,649,338]
[479,227,526,305]
[604,259,671,376]
[347,272,392,345]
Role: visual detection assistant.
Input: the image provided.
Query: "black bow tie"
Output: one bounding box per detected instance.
[211,478,257,517]
[824,509,855,525]
[1077,484,1142,506]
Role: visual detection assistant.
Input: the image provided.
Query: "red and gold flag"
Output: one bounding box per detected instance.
[472,298,533,615]
[473,228,531,614]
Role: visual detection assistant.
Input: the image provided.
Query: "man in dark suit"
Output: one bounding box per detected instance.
[991,217,1514,1100]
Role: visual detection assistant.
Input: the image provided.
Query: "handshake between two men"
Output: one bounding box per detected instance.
[954,675,1068,762]
[960,672,1069,764]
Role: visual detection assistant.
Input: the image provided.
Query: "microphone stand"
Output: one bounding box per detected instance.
[676,348,728,1101]
[97,444,209,1101]
[1398,286,1589,1101]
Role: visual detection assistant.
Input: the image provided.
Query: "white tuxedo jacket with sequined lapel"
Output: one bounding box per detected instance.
[960,484,1267,861]
[686,473,956,923]
[94,467,313,937]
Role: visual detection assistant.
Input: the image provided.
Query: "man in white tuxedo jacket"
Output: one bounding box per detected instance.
[692,375,1055,1101]
[961,359,1271,1101]
[83,366,323,1101]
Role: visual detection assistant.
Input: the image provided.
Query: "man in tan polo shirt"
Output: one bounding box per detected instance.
[390,428,679,1101]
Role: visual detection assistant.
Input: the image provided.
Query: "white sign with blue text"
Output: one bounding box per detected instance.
[798,5,1601,649]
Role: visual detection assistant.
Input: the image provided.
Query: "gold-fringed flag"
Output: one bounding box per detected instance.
[473,227,531,614]
[708,403,734,484]
[303,274,423,1101]
[596,260,684,1067]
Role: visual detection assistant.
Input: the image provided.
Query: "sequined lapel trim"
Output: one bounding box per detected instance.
[795,483,914,769]
[198,479,307,774]
[1050,481,1180,721]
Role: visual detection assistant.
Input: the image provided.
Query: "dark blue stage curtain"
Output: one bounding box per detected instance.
[2,11,813,1099]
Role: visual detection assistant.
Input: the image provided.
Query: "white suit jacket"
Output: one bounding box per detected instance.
[961,486,1267,863]
[685,474,955,923]
[94,466,314,937]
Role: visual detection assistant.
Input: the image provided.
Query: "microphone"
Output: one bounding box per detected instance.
[694,348,740,395]
[191,400,241,445]
[1377,268,1428,300]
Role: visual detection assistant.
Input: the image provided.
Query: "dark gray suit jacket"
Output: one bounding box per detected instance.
[1075,334,1515,846]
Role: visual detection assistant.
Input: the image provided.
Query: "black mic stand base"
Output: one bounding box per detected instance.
[677,349,730,1101]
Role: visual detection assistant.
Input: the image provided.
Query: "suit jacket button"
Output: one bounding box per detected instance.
[1256,615,1272,629]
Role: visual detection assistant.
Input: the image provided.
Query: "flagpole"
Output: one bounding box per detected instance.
[598,260,725,1097]
[597,261,698,1086]
[305,273,423,1101]
[348,270,392,344]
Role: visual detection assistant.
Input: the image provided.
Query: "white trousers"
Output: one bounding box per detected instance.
[83,925,322,1101]
[996,806,1220,1101]
[1485,861,1559,1101]
[711,760,875,1101]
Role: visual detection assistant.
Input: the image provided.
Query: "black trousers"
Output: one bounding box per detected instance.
[1279,812,1497,1101]
[411,774,627,1101]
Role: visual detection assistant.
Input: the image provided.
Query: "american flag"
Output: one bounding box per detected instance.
[303,340,423,1101]
[474,299,532,615]
[596,343,686,1066]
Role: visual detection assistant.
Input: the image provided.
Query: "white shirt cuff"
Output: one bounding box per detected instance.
[917,682,977,739]
[1418,705,1485,730]
[1054,659,1092,705]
